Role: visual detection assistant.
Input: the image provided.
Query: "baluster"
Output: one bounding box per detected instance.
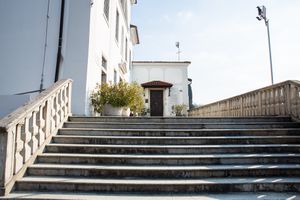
[14,123,24,174]
[270,89,274,115]
[258,91,262,116]
[279,87,284,115]
[29,111,39,154]
[37,104,46,146]
[285,84,291,116]
[44,99,52,138]
[266,90,270,115]
[55,92,60,127]
[51,95,57,132]
[21,114,32,163]
[276,88,279,115]
[292,85,299,117]
[67,82,72,115]
[63,86,68,118]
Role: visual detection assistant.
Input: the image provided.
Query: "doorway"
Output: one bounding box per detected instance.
[150,90,164,116]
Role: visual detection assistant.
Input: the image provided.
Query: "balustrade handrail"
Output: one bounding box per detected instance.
[0,79,72,130]
[189,80,300,120]
[0,79,73,196]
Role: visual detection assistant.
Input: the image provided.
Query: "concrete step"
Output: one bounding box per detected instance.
[63,122,300,129]
[69,116,292,123]
[27,164,300,178]
[45,144,300,155]
[16,176,300,193]
[37,153,300,165]
[58,128,300,137]
[52,135,300,145]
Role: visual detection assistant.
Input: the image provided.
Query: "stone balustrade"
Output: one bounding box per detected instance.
[189,80,300,120]
[0,79,72,195]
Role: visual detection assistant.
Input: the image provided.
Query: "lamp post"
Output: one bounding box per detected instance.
[256,5,274,85]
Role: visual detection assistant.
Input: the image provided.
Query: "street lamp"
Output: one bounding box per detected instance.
[257,5,274,85]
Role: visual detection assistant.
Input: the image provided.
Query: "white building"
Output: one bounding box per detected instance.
[132,61,191,116]
[0,0,139,117]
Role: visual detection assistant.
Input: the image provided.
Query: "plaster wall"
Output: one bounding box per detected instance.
[132,62,190,116]
[0,0,61,117]
[0,95,31,119]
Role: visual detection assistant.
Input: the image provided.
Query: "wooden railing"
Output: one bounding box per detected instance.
[189,80,300,120]
[0,79,72,195]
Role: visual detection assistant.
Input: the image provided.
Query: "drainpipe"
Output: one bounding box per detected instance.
[40,0,51,92]
[55,0,65,82]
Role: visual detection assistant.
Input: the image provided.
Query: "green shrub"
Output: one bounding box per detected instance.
[90,82,145,114]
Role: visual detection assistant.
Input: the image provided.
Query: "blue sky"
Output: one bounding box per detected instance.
[132,0,300,105]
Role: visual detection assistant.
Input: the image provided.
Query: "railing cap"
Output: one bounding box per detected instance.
[0,79,73,132]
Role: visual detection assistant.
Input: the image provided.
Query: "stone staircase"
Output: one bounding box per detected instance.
[12,116,300,195]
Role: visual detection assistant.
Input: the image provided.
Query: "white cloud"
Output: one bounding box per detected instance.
[162,14,171,22]
[177,10,194,22]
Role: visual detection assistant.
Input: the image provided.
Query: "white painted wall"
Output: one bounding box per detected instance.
[0,0,61,94]
[0,95,31,119]
[84,0,135,115]
[132,62,190,116]
[59,0,135,116]
[0,0,137,117]
[59,0,91,116]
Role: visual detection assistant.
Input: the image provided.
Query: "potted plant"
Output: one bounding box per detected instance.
[90,82,144,116]
[172,104,187,116]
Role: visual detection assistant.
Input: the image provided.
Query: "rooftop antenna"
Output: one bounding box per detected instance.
[175,42,181,61]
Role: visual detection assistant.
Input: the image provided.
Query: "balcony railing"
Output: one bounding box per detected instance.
[0,79,72,195]
[189,80,300,120]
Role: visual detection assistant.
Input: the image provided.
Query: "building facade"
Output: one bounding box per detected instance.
[132,61,191,116]
[0,0,138,117]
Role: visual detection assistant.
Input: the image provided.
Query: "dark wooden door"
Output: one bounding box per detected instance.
[150,90,163,116]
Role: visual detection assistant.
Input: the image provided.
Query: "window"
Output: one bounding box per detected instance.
[114,70,117,84]
[121,27,124,56]
[101,71,107,84]
[125,38,128,61]
[102,56,107,70]
[104,0,110,21]
[129,51,132,70]
[115,10,119,42]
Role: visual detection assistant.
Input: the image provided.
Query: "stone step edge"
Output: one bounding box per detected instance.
[59,128,300,132]
[28,163,300,171]
[46,143,300,148]
[39,153,300,159]
[52,135,300,139]
[65,121,299,125]
[69,116,291,120]
[17,176,300,184]
[5,191,299,200]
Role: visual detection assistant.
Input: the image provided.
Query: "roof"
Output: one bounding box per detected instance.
[133,61,191,64]
[141,81,173,88]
